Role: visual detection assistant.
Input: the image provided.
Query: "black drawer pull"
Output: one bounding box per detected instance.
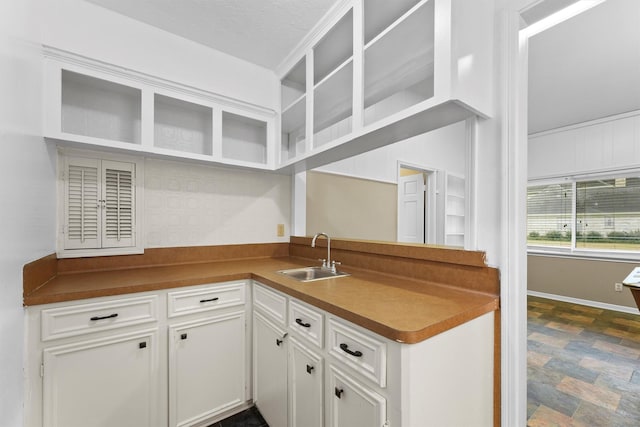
[306,364,314,374]
[199,297,219,303]
[90,313,118,321]
[334,387,344,398]
[339,343,363,357]
[139,342,147,349]
[181,333,188,340]
[276,338,284,346]
[295,318,311,328]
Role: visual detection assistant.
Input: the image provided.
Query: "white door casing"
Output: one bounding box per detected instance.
[397,173,425,243]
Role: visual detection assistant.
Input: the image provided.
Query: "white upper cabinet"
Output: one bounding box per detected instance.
[44,49,276,170]
[277,0,494,170]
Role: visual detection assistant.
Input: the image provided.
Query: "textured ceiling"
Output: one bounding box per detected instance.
[84,0,639,135]
[528,0,640,133]
[85,0,338,70]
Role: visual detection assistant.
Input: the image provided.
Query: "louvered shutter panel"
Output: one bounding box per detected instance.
[101,160,135,248]
[64,157,101,249]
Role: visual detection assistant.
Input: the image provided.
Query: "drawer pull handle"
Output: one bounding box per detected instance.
[139,342,147,349]
[306,364,314,374]
[295,318,311,328]
[334,387,344,399]
[339,343,363,357]
[90,313,118,321]
[181,333,188,340]
[199,297,219,303]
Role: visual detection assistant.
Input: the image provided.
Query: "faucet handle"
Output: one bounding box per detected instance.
[318,259,327,267]
[331,260,341,272]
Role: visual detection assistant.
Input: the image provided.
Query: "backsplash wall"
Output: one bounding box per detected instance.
[144,159,290,247]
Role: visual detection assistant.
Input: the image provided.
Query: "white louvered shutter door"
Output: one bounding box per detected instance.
[64,157,101,249]
[101,160,135,248]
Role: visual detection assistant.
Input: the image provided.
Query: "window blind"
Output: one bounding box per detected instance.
[527,183,573,248]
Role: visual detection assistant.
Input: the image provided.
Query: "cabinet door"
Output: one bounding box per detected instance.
[289,339,323,427]
[43,329,158,427]
[253,311,288,427]
[169,312,246,427]
[328,366,386,427]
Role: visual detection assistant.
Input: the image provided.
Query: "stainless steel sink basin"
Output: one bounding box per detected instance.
[277,266,350,282]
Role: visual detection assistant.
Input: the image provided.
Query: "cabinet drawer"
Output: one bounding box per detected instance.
[327,318,387,387]
[288,299,324,348]
[41,295,158,341]
[168,281,245,318]
[253,282,287,326]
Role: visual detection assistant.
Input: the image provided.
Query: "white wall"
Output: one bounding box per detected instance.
[315,120,467,183]
[0,1,56,426]
[529,111,640,179]
[41,0,279,110]
[145,159,290,247]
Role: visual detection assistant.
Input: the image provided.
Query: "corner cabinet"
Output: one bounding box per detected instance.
[277,0,494,170]
[252,281,495,427]
[43,49,276,170]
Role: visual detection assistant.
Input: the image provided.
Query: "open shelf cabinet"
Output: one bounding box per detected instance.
[45,52,276,170]
[154,94,213,156]
[61,70,141,145]
[276,0,494,172]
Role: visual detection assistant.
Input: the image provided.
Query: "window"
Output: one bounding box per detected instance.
[527,175,640,256]
[58,151,143,258]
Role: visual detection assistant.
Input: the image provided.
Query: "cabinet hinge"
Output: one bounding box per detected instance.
[40,363,44,378]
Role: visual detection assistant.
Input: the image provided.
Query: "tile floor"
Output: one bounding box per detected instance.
[528,295,640,426]
[208,406,268,427]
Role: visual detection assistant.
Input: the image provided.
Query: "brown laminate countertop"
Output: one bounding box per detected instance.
[24,255,499,344]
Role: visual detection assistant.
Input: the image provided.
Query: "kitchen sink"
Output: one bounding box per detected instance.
[277,266,350,282]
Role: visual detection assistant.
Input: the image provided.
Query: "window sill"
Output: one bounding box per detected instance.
[527,247,640,263]
[57,246,144,259]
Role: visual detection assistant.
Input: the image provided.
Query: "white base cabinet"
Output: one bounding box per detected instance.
[252,281,494,427]
[253,311,289,427]
[25,281,250,427]
[169,312,246,427]
[289,338,324,427]
[43,329,159,427]
[328,365,386,427]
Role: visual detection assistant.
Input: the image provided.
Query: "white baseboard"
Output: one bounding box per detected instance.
[527,290,640,315]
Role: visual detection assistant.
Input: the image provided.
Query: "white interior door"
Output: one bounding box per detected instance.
[397,173,425,243]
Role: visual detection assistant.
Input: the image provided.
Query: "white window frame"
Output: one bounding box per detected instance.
[57,148,144,258]
[528,170,640,261]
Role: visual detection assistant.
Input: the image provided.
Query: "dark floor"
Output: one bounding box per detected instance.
[527,295,640,426]
[208,406,268,427]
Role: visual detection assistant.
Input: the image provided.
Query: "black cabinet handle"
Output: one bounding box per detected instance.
[306,364,314,374]
[276,338,283,346]
[199,297,219,303]
[334,387,344,398]
[180,333,188,340]
[339,343,363,357]
[139,342,147,349]
[90,313,118,321]
[295,318,311,328]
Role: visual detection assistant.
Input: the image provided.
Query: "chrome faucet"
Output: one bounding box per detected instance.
[311,232,339,272]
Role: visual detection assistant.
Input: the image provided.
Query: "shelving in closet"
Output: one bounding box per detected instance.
[445,173,466,247]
